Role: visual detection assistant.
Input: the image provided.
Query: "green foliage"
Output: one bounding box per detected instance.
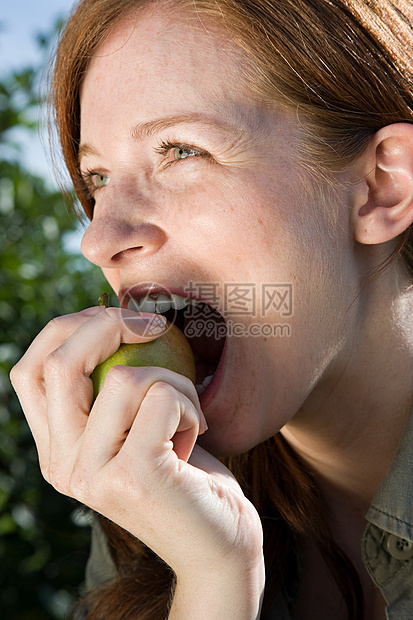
[0,68,38,136]
[1,37,108,620]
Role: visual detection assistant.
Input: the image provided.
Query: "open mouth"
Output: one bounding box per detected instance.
[125,290,227,397]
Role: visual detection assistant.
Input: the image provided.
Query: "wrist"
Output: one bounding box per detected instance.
[168,555,265,619]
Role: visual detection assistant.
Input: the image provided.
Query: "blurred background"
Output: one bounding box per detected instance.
[1,2,108,617]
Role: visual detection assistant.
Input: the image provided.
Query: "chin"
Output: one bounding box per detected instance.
[196,415,267,458]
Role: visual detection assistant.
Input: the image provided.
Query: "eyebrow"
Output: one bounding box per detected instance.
[78,113,243,164]
[78,143,100,164]
[129,113,239,140]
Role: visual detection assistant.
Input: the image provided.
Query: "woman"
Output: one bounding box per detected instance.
[10,0,413,618]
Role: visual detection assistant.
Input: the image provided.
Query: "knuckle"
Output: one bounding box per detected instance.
[148,380,175,395]
[10,359,37,399]
[9,362,24,389]
[99,307,122,323]
[147,381,179,403]
[104,363,135,387]
[48,460,71,496]
[69,467,93,504]
[47,314,69,336]
[127,366,165,385]
[98,365,140,399]
[43,348,69,381]
[38,456,51,485]
[48,315,63,329]
[101,365,160,392]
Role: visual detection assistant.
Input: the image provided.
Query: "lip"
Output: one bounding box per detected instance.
[118,283,224,314]
[119,284,177,309]
[118,282,229,411]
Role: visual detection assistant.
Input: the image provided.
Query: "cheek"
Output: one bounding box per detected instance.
[178,174,286,259]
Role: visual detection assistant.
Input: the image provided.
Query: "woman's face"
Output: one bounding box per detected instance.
[79,6,358,455]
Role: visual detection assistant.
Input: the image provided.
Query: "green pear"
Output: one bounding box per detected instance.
[91,320,196,397]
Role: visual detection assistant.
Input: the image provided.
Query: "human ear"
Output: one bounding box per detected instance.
[353,123,413,245]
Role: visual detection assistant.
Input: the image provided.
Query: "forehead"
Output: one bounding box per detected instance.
[80,5,255,128]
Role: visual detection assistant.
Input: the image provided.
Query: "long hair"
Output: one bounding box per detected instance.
[48,0,413,617]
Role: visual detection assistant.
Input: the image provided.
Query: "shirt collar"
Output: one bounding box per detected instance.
[366,403,413,541]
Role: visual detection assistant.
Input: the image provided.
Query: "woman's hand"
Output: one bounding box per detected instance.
[10,307,265,618]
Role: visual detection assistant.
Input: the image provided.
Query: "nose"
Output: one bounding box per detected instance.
[81,213,168,269]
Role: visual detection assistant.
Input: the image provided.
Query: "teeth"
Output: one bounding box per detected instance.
[171,293,190,310]
[128,293,193,314]
[203,375,214,387]
[128,297,156,313]
[155,293,173,313]
[195,374,214,396]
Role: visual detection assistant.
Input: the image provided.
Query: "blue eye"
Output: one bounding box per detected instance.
[94,173,110,188]
[173,146,198,160]
[81,169,110,198]
[155,140,211,167]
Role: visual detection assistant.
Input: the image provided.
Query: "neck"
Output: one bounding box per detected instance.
[281,274,413,523]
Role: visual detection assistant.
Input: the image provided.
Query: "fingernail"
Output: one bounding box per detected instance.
[124,313,167,336]
[199,412,209,435]
[80,306,105,316]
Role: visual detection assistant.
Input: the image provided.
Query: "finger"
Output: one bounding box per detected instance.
[45,307,167,382]
[13,307,105,385]
[75,366,204,476]
[123,380,202,466]
[45,310,167,475]
[10,307,104,450]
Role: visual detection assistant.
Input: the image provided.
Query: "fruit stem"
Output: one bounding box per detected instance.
[98,292,110,308]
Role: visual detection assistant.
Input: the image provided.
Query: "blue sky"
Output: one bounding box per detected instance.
[1,1,75,74]
[1,1,85,251]
[1,1,76,181]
